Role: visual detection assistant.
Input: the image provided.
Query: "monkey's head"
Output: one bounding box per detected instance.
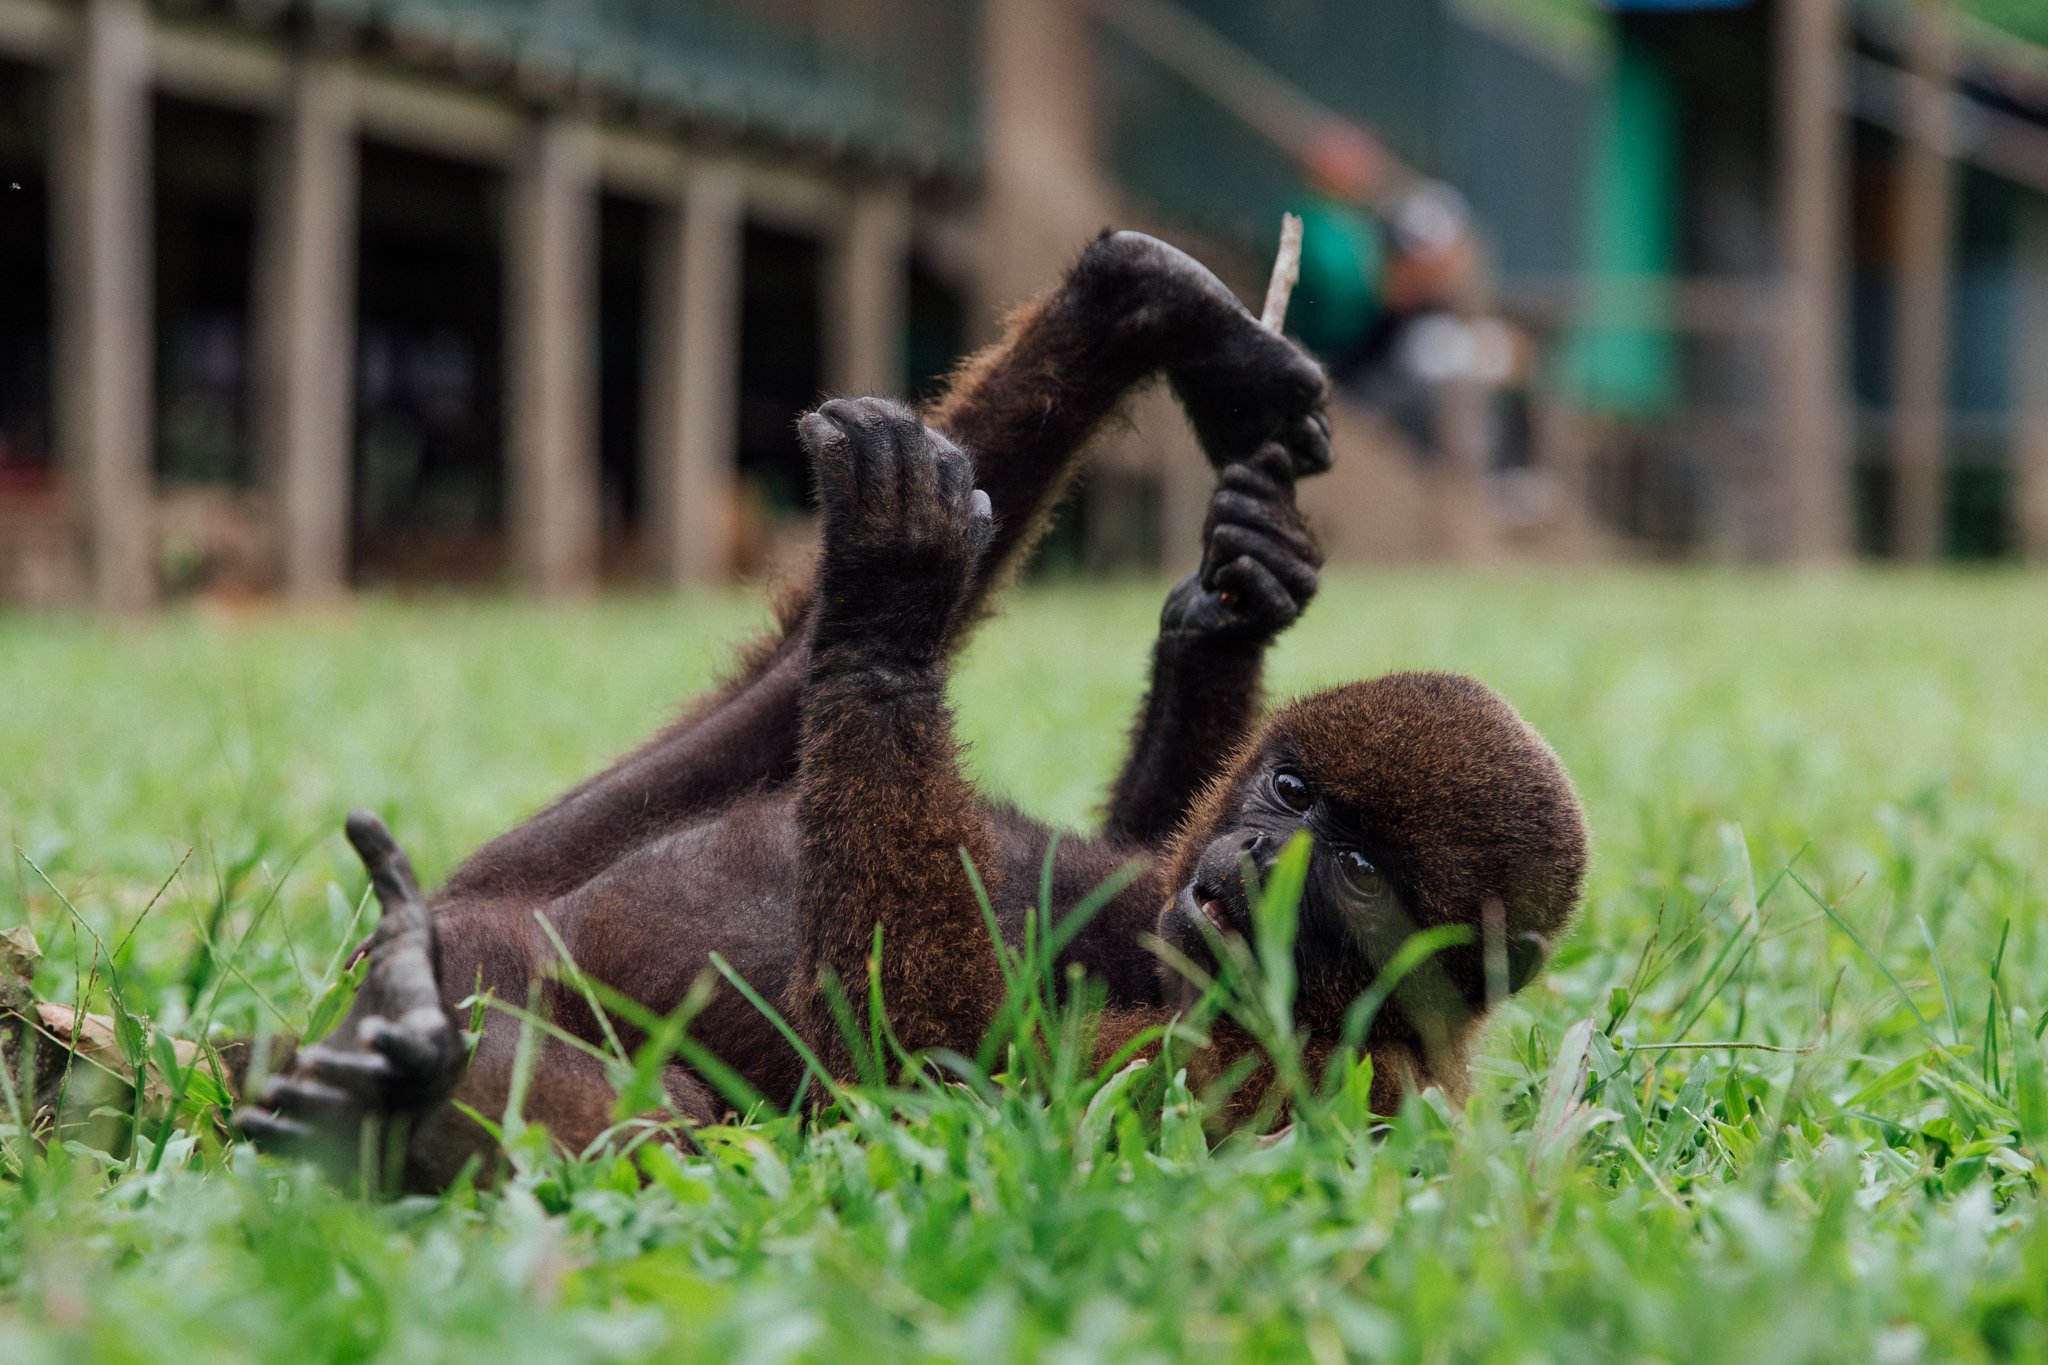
[1156,671,1587,1069]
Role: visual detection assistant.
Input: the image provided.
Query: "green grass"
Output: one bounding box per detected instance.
[4,568,2048,1362]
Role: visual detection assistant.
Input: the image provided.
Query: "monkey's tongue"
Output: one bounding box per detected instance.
[1199,897,1230,932]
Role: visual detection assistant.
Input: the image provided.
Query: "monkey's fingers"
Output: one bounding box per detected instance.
[1209,451,1292,512]
[1205,487,1318,561]
[924,431,989,548]
[1211,556,1304,632]
[1203,524,1318,602]
[1210,446,1315,515]
[1236,442,1300,494]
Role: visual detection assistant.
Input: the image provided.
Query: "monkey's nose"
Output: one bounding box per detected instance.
[1239,832,1268,857]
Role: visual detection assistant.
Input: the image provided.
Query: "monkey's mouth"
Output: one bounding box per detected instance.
[1176,880,1244,940]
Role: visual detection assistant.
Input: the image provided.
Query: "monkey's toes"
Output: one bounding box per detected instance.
[344,809,427,930]
[808,397,988,558]
[1278,411,1333,477]
[361,1012,464,1103]
[231,1104,318,1151]
[343,808,396,862]
[232,1008,463,1170]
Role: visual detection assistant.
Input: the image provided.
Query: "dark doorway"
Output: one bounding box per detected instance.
[738,222,824,513]
[906,250,966,403]
[153,96,258,488]
[598,192,650,580]
[352,140,503,586]
[0,61,50,490]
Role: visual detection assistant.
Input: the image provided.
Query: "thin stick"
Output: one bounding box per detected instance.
[1214,212,1309,612]
[1260,212,1304,331]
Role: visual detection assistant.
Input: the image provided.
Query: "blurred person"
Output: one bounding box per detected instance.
[1287,136,1527,473]
[1285,119,1388,363]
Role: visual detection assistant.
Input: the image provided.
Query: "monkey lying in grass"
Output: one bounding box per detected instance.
[218,231,1588,1190]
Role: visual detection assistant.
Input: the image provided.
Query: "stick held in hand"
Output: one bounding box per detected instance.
[1260,211,1304,332]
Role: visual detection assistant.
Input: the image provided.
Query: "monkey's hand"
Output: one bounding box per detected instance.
[233,811,464,1194]
[803,396,995,665]
[1162,444,1322,648]
[1077,232,1333,477]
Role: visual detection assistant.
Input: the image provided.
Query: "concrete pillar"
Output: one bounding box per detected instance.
[505,115,600,597]
[978,0,1113,330]
[824,182,911,398]
[254,59,358,599]
[51,0,153,610]
[1773,0,1851,561]
[644,162,743,587]
[2017,208,2048,563]
[1888,0,1956,562]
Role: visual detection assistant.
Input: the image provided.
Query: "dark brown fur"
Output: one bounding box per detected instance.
[231,231,1587,1190]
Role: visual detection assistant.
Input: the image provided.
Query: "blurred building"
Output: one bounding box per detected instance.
[0,0,2045,607]
[1102,0,2048,564]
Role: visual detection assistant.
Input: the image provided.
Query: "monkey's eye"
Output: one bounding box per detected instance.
[1334,848,1389,900]
[1272,770,1313,813]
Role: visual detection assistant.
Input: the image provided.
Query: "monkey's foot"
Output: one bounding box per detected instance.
[800,396,994,661]
[1080,231,1333,477]
[233,811,464,1191]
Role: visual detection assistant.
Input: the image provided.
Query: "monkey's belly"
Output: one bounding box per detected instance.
[536,789,808,1092]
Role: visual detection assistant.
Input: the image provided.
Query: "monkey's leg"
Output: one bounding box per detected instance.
[440,232,1328,905]
[785,398,1006,1073]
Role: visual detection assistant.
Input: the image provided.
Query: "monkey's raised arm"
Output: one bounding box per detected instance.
[1105,446,1322,844]
[783,398,1008,1077]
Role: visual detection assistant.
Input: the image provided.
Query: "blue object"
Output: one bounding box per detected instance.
[1604,0,1750,11]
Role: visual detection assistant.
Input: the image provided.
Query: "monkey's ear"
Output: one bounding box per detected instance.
[1506,932,1550,995]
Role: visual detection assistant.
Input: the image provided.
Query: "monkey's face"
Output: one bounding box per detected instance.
[1155,673,1588,1048]
[1159,748,1405,1011]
